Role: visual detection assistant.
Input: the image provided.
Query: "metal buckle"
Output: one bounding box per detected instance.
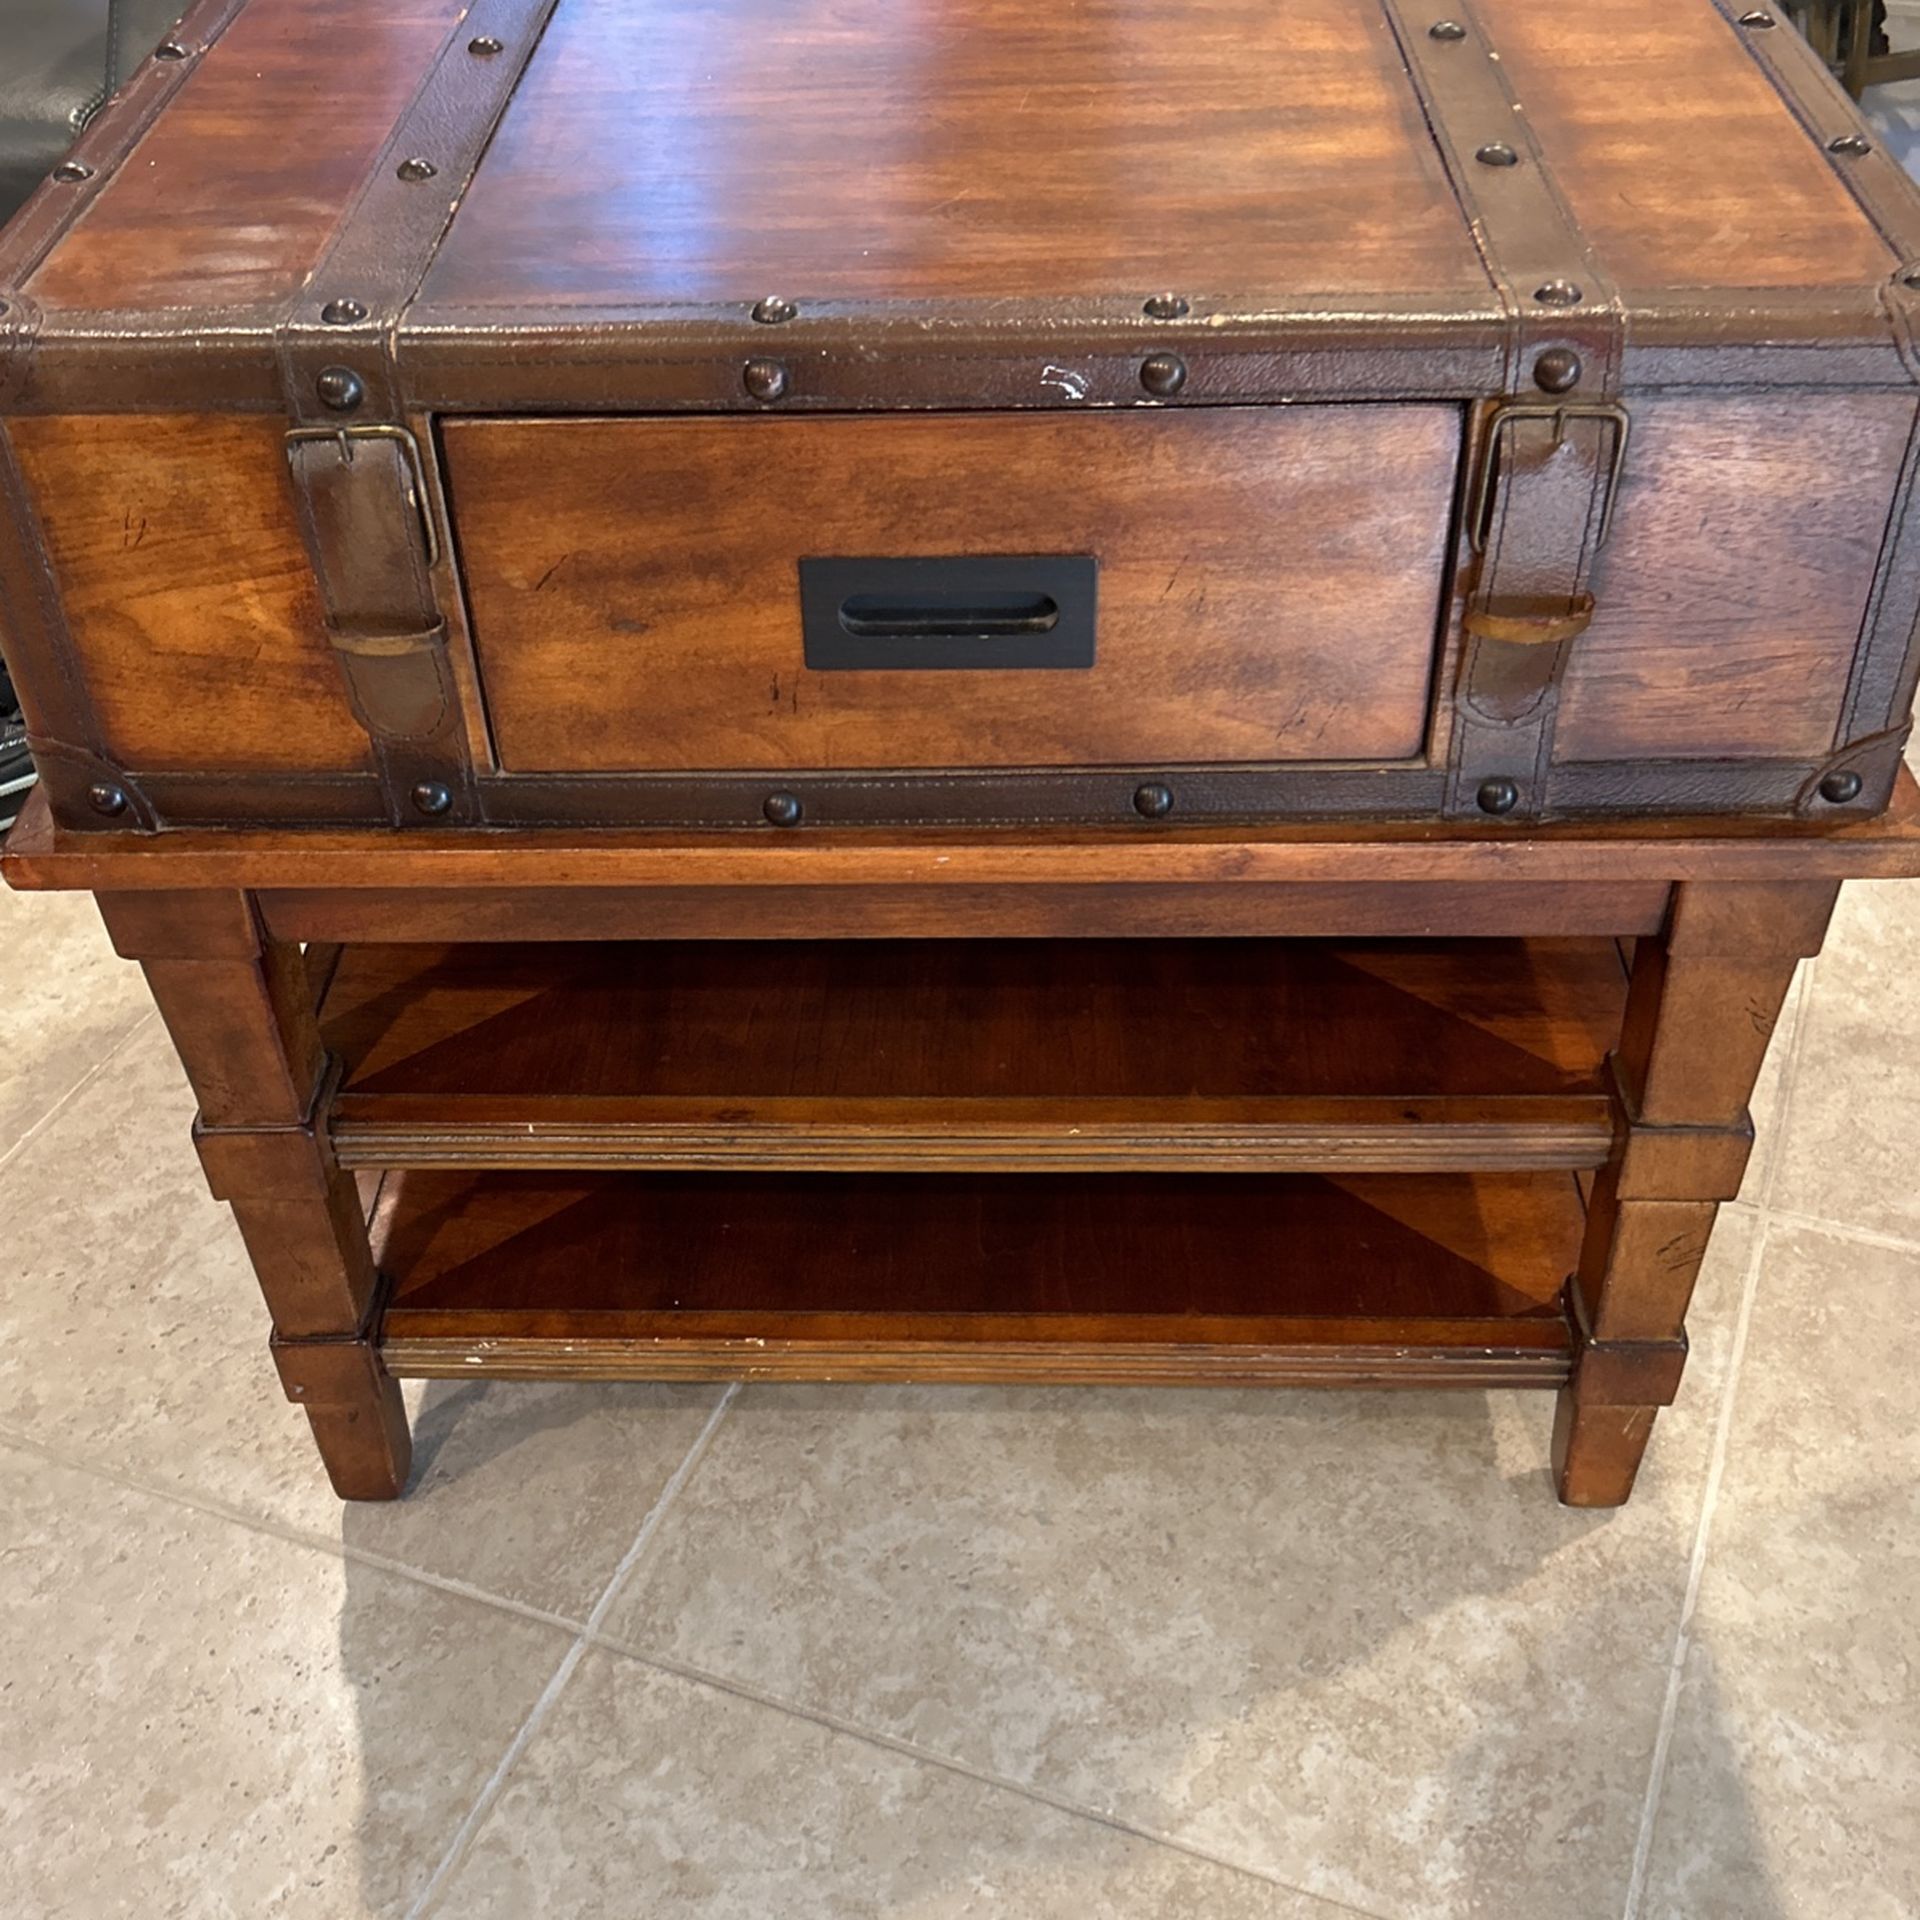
[1467,400,1632,555]
[284,422,439,570]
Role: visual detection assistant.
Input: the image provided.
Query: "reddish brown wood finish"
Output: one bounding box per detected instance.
[1474,0,1894,290]
[26,0,469,312]
[419,0,1489,308]
[8,415,369,774]
[445,408,1459,772]
[93,890,410,1499]
[374,1166,1583,1386]
[316,936,1627,1172]
[1555,394,1917,763]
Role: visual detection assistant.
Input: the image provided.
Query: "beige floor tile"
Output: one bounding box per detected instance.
[0,1016,728,1621]
[0,884,153,1161]
[1638,1221,1920,1920]
[427,1646,1336,1920]
[595,1212,1754,1920]
[1770,879,1920,1241]
[0,1442,570,1920]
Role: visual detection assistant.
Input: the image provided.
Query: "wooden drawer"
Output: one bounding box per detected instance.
[442,408,1463,774]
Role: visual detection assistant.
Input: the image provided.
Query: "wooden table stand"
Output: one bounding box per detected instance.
[8,777,1920,1507]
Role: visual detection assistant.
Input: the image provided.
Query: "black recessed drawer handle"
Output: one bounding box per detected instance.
[801,555,1096,670]
[838,591,1061,640]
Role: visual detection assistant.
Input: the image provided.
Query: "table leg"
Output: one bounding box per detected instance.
[1553,880,1838,1505]
[97,890,410,1500]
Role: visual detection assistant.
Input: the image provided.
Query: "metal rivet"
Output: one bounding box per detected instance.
[1904,265,1920,289]
[155,40,190,60]
[1819,769,1864,804]
[1533,279,1584,307]
[1475,142,1519,168]
[751,295,798,325]
[87,782,128,818]
[1477,776,1521,816]
[52,161,94,184]
[1429,19,1467,38]
[467,33,504,54]
[397,156,439,182]
[1532,346,1583,393]
[1140,353,1188,397]
[1737,8,1776,24]
[320,297,367,325]
[744,359,790,402]
[1133,782,1175,819]
[1143,292,1191,320]
[763,792,803,827]
[314,366,365,413]
[1828,133,1872,157]
[411,781,453,817]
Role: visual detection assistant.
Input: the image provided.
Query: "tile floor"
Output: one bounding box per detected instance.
[8,41,1920,1913]
[2,827,1918,1918]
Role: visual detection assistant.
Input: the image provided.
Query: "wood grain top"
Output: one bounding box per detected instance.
[418,0,1490,307]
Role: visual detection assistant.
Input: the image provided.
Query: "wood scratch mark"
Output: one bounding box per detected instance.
[121,509,149,551]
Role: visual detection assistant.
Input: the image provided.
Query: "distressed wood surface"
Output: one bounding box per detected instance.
[418,0,1489,307]
[7,414,369,773]
[444,408,1459,772]
[1475,0,1894,291]
[1556,393,1917,763]
[26,0,468,312]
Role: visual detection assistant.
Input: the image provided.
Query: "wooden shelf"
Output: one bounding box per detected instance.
[373,1167,1585,1389]
[318,937,1628,1173]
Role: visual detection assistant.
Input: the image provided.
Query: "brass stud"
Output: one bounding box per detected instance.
[87,782,129,817]
[1477,776,1521,816]
[1133,782,1175,819]
[320,297,368,325]
[397,156,439,182]
[1828,133,1872,157]
[1737,8,1776,24]
[52,161,94,184]
[1533,280,1584,307]
[155,40,190,60]
[744,358,791,402]
[1143,292,1190,320]
[763,792,803,827]
[1429,19,1467,39]
[1475,143,1519,168]
[1140,353,1188,396]
[467,33,504,54]
[411,781,453,817]
[1819,769,1864,804]
[1903,264,1920,289]
[751,295,798,324]
[1532,347,1582,393]
[314,366,365,412]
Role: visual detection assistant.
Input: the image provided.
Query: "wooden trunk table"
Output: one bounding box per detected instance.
[5,0,1920,1504]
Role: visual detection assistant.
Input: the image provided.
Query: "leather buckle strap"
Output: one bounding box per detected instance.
[1447,401,1631,815]
[285,426,471,816]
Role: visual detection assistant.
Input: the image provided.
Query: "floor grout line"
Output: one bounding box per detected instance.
[1761,1204,1920,1259]
[403,1382,739,1920]
[1621,1209,1774,1920]
[0,1418,590,1639]
[578,1628,1396,1920]
[0,1008,158,1180]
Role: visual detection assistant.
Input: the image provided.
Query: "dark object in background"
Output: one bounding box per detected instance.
[1,2,181,827]
[1,1,182,229]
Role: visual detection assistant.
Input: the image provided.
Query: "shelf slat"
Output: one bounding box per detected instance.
[322,937,1627,1172]
[375,1168,1584,1389]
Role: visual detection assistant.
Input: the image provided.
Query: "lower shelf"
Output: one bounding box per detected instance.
[373,1167,1585,1389]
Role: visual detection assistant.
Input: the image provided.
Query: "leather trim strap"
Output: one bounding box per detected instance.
[1386,0,1627,821]
[274,0,560,826]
